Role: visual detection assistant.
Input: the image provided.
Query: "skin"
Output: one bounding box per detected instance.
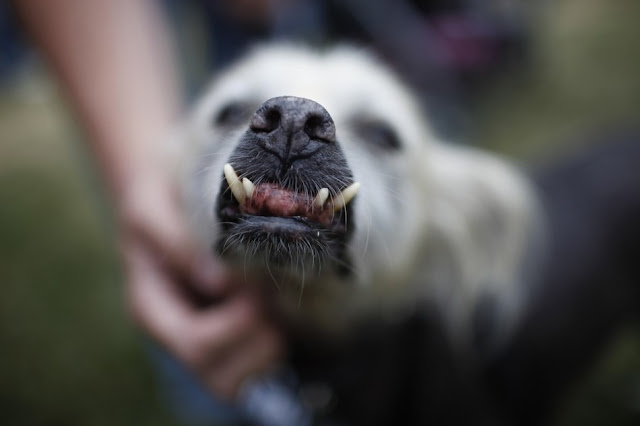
[15,0,283,399]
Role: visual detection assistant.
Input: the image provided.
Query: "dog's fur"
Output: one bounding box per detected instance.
[162,43,640,426]
[177,44,540,341]
[169,44,619,426]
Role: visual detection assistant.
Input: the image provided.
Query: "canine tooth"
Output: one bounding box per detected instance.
[223,163,246,204]
[242,177,255,199]
[313,188,329,208]
[332,182,361,212]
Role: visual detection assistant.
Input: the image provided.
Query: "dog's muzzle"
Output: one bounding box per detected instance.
[215,96,359,276]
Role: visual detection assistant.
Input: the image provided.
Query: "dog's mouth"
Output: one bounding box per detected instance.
[215,163,359,274]
[212,96,359,278]
[220,163,359,228]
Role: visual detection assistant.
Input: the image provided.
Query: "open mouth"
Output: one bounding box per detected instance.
[215,163,360,270]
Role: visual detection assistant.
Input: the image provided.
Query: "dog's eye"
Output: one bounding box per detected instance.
[358,121,402,151]
[214,102,252,127]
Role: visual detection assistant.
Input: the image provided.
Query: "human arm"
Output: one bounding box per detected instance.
[14,0,283,398]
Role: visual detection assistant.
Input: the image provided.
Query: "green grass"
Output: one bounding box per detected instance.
[0,84,180,425]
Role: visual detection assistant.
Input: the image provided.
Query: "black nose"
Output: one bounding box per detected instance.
[248,96,336,166]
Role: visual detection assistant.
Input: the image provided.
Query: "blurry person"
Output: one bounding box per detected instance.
[14,1,284,423]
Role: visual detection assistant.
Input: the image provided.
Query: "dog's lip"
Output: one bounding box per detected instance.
[229,215,324,235]
[217,163,358,239]
[217,182,350,236]
[218,199,348,234]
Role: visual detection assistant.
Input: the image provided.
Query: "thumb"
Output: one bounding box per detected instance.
[120,171,232,296]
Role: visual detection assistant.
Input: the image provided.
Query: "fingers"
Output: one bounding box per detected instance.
[124,238,194,349]
[125,238,284,400]
[120,171,232,296]
[183,293,264,365]
[201,315,284,399]
[125,237,251,352]
[121,170,284,401]
[183,292,284,399]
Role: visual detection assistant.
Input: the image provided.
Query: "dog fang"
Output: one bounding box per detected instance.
[331,182,361,212]
[313,188,329,208]
[242,177,256,199]
[223,163,246,204]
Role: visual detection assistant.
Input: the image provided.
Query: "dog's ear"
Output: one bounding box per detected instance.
[423,145,544,349]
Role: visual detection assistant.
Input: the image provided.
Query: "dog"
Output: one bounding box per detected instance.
[178,43,539,335]
[170,44,640,426]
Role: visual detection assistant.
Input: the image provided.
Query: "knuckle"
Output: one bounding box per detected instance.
[263,331,285,362]
[179,334,212,371]
[209,380,238,401]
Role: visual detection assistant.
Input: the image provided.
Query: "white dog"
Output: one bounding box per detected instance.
[172,44,543,425]
[177,44,539,339]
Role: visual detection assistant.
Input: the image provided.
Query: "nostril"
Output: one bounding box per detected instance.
[304,114,336,143]
[250,108,281,133]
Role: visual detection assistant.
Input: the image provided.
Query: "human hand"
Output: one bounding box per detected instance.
[15,0,278,401]
[119,169,284,399]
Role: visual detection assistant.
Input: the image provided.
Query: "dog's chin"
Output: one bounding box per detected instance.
[215,206,355,280]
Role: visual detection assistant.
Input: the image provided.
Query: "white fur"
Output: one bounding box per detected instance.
[174,44,541,343]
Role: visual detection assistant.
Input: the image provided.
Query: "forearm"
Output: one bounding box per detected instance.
[15,0,182,204]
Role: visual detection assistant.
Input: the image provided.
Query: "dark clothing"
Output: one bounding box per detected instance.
[489,131,640,425]
[291,131,640,426]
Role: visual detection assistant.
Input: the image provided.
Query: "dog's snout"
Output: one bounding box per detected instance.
[249,96,336,164]
[232,95,351,188]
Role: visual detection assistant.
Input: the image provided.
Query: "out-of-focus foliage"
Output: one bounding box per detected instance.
[475,0,640,159]
[0,78,180,425]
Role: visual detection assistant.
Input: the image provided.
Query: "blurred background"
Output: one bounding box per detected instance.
[1,0,639,425]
